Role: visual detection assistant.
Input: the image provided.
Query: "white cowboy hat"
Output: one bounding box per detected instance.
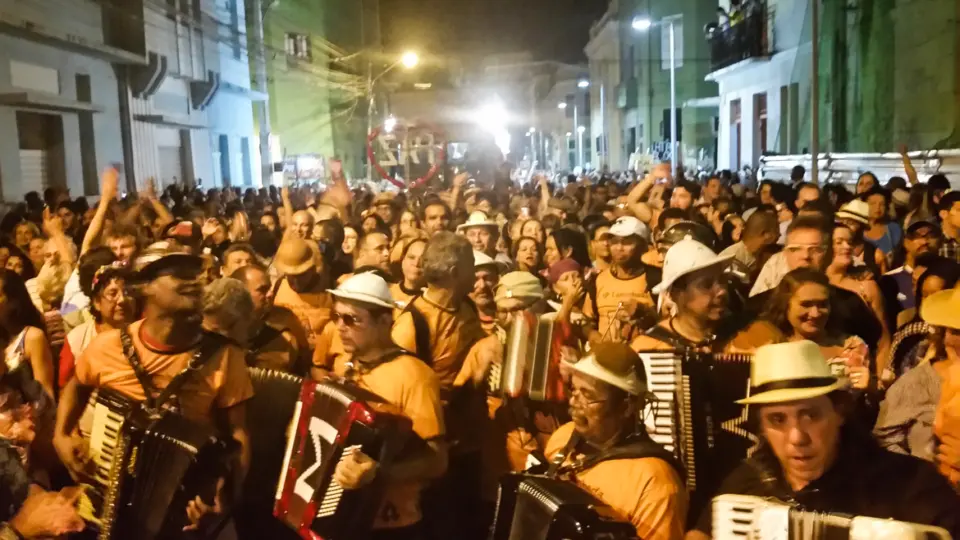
[329,272,395,309]
[835,200,870,226]
[456,211,499,232]
[567,342,645,396]
[737,341,845,405]
[652,237,733,295]
[473,250,499,269]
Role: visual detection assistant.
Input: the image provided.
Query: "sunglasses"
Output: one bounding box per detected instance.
[331,312,362,327]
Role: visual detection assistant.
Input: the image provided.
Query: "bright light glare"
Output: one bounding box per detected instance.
[632,18,653,31]
[577,79,590,88]
[557,102,568,109]
[476,99,511,158]
[577,126,586,133]
[384,115,397,133]
[528,127,536,134]
[565,132,572,137]
[401,51,420,69]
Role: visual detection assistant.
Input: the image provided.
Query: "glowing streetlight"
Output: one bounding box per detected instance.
[384,115,397,133]
[577,126,586,134]
[557,102,568,109]
[632,17,653,31]
[400,51,420,69]
[577,79,590,89]
[565,132,572,137]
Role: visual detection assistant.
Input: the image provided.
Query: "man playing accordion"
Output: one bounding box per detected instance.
[325,273,448,540]
[544,342,687,540]
[687,341,960,539]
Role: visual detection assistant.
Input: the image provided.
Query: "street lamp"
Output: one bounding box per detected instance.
[557,102,567,109]
[400,50,420,69]
[576,125,586,170]
[578,79,590,89]
[633,16,678,177]
[367,50,421,179]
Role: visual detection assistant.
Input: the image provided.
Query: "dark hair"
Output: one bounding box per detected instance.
[511,236,544,268]
[549,228,592,269]
[420,198,451,221]
[0,269,45,339]
[914,259,960,323]
[790,165,806,181]
[857,172,879,191]
[657,207,690,231]
[392,237,428,281]
[585,217,612,241]
[78,246,118,298]
[798,198,836,223]
[928,174,951,193]
[5,245,35,280]
[860,186,891,207]
[360,213,392,241]
[786,214,830,237]
[249,227,279,259]
[762,268,833,336]
[822,183,854,207]
[105,223,140,243]
[541,214,561,232]
[222,242,257,263]
[674,179,702,201]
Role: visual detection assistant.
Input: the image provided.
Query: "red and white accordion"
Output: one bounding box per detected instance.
[492,311,566,402]
[712,494,952,539]
[273,379,416,540]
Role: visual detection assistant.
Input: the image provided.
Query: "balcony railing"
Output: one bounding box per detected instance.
[707,8,770,72]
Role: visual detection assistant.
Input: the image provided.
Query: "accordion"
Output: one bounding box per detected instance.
[245,367,305,509]
[712,494,953,539]
[493,311,565,401]
[78,388,232,539]
[638,351,754,497]
[274,379,416,540]
[490,474,638,540]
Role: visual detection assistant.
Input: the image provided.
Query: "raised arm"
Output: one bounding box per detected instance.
[141,177,174,229]
[80,168,118,255]
[899,144,920,187]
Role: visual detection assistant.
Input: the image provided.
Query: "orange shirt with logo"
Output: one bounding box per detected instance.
[544,422,688,540]
[75,320,253,425]
[585,269,655,342]
[331,353,444,529]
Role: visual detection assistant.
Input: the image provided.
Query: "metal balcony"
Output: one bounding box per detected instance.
[707,8,770,72]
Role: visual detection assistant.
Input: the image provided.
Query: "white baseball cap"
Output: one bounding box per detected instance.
[606,216,650,241]
[652,237,733,295]
[329,272,396,309]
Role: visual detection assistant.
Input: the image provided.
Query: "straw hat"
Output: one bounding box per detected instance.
[652,238,733,295]
[921,288,960,331]
[329,272,395,309]
[568,342,645,395]
[274,237,318,276]
[134,241,202,282]
[835,200,870,226]
[737,341,844,405]
[456,211,498,232]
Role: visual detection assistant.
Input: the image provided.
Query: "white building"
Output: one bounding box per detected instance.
[708,0,810,172]
[585,1,624,171]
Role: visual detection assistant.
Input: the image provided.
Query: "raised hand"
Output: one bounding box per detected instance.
[101,167,120,202]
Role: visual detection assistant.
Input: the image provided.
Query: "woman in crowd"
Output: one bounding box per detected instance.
[11,222,37,257]
[390,238,427,308]
[891,259,960,376]
[58,263,135,388]
[856,171,879,194]
[512,236,544,275]
[342,225,358,256]
[543,228,591,269]
[398,209,421,239]
[0,270,55,400]
[519,219,545,245]
[863,188,902,268]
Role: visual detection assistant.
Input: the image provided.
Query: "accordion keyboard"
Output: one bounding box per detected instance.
[316,443,361,518]
[639,353,681,454]
[89,403,124,485]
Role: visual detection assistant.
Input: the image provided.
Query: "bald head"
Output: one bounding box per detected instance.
[231,264,271,315]
[743,209,779,241]
[292,210,314,239]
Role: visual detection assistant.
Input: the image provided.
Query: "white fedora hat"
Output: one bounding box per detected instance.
[329,272,396,309]
[737,341,845,405]
[456,211,499,232]
[652,237,733,295]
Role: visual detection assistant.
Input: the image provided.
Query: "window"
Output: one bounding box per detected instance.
[660,16,684,70]
[285,33,311,60]
[228,0,241,59]
[754,92,768,156]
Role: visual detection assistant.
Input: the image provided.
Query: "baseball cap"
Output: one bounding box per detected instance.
[606,216,650,241]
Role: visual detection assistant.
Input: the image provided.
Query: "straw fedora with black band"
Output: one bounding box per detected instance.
[737,341,845,405]
[921,288,960,331]
[274,237,319,276]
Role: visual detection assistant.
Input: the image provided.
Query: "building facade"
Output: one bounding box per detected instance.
[0,0,259,202]
[616,0,720,171]
[585,3,624,171]
[258,0,379,181]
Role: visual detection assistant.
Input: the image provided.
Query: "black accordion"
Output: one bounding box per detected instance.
[78,388,233,539]
[490,474,638,540]
[638,351,754,506]
[273,378,416,540]
[712,494,953,539]
[245,367,305,510]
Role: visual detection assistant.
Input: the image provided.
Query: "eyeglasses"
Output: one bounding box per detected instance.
[331,312,361,328]
[567,386,608,407]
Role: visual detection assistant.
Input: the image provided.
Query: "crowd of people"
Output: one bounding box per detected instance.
[0,151,958,540]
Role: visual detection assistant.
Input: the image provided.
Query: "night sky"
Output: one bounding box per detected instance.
[380,0,609,63]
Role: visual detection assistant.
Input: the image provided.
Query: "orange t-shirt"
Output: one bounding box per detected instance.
[544,423,688,540]
[272,278,333,350]
[331,353,445,529]
[75,320,254,425]
[585,269,655,342]
[934,358,960,487]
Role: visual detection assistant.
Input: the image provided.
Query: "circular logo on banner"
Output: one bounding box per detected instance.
[367,121,446,189]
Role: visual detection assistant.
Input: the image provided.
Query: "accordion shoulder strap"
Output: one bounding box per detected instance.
[246,325,283,366]
[580,435,685,480]
[400,297,433,366]
[153,332,228,411]
[120,326,161,410]
[645,325,691,350]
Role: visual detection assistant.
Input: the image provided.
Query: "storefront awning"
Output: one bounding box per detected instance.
[0,91,102,113]
[134,114,206,130]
